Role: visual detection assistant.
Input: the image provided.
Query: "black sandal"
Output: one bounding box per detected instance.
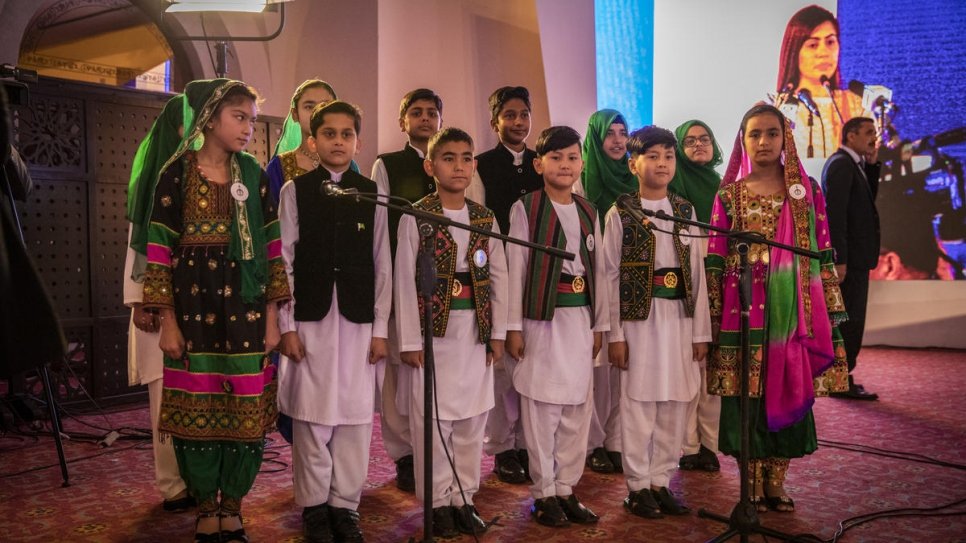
[194,511,222,543]
[219,512,250,542]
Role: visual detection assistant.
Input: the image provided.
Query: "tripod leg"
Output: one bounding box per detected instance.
[40,364,70,487]
[704,528,740,543]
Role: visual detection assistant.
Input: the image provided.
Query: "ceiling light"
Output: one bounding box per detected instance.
[164,0,287,13]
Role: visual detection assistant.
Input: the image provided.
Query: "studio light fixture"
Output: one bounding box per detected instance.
[164,0,289,14]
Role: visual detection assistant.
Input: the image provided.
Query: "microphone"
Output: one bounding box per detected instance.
[820,75,844,123]
[320,180,358,197]
[795,88,821,118]
[848,79,893,111]
[616,193,667,225]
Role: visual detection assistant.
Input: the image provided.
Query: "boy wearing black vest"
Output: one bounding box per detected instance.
[277,101,392,543]
[505,126,610,527]
[466,86,543,484]
[395,128,508,538]
[601,126,711,520]
[370,88,444,493]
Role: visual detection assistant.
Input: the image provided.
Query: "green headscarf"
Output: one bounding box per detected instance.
[668,119,723,223]
[580,109,637,221]
[127,93,184,263]
[159,79,268,303]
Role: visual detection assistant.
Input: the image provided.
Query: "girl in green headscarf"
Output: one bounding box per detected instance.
[580,109,637,222]
[139,79,290,542]
[668,120,723,224]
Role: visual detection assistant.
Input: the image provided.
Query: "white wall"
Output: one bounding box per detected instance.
[535,0,597,132]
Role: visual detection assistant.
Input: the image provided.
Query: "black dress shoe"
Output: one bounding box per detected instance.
[556,494,599,524]
[587,447,616,473]
[494,450,527,484]
[432,506,459,538]
[303,504,334,543]
[395,454,416,492]
[651,487,690,515]
[517,448,532,481]
[163,494,197,512]
[624,489,663,519]
[531,496,570,527]
[607,450,624,473]
[329,506,365,543]
[831,382,879,401]
[455,504,488,535]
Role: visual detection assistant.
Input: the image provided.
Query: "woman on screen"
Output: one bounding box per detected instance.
[775,5,869,160]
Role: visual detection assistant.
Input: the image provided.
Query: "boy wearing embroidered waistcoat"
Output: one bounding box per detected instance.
[395,128,509,538]
[465,86,543,484]
[505,126,610,527]
[277,101,392,543]
[603,126,711,519]
[370,89,444,493]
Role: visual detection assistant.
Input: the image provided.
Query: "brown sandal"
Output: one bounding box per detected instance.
[764,458,795,512]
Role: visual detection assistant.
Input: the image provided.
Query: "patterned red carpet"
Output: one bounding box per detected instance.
[1,347,965,542]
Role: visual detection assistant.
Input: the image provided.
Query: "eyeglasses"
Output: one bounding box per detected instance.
[683,135,713,148]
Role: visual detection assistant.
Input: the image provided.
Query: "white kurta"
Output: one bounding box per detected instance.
[276,168,392,426]
[395,204,508,421]
[506,199,610,405]
[603,197,712,403]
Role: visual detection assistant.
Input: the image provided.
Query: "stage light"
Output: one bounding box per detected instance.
[164,0,288,13]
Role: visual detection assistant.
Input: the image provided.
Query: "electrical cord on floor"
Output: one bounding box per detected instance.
[817,438,966,471]
[0,440,144,479]
[260,435,290,474]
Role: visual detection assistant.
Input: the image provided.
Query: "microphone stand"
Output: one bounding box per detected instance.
[332,190,573,542]
[636,206,819,543]
[806,110,815,159]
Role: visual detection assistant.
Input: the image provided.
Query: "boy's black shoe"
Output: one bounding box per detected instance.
[556,494,599,524]
[586,447,615,473]
[455,504,488,535]
[494,450,527,484]
[395,454,416,492]
[517,448,532,480]
[531,496,570,527]
[329,506,364,543]
[302,504,334,543]
[624,489,664,519]
[163,493,197,512]
[651,487,690,515]
[432,506,459,538]
[607,450,624,473]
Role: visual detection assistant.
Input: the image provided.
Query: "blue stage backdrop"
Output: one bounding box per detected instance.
[595,0,653,131]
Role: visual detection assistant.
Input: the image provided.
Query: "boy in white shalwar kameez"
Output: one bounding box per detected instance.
[602,126,711,519]
[505,126,610,528]
[395,128,508,538]
[277,101,392,543]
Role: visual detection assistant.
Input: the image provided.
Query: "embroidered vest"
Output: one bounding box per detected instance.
[520,190,598,327]
[617,192,695,321]
[413,194,494,343]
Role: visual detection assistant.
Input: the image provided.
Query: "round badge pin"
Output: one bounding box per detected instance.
[586,234,595,251]
[473,249,488,268]
[230,182,249,202]
[789,183,806,200]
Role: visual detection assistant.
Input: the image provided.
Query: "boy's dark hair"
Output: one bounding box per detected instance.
[841,116,874,145]
[310,100,362,137]
[427,127,474,160]
[534,126,581,156]
[488,86,531,122]
[626,125,677,156]
[399,88,443,120]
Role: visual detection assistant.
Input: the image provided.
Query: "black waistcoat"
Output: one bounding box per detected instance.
[475,144,543,232]
[379,144,437,257]
[293,168,376,323]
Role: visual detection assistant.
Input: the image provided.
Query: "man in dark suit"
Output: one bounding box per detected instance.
[822,117,881,400]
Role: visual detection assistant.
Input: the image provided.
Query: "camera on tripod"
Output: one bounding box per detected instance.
[1,63,39,107]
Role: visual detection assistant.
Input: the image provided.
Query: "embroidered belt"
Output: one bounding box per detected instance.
[450,272,474,310]
[653,267,685,299]
[557,273,589,307]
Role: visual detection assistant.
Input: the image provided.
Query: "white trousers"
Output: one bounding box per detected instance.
[587,363,622,452]
[682,362,721,455]
[148,378,187,500]
[376,323,412,461]
[520,395,593,499]
[411,412,487,508]
[620,398,688,491]
[483,359,525,455]
[292,420,372,510]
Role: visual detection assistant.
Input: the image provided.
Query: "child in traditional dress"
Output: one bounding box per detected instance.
[277,101,391,543]
[505,126,609,527]
[602,126,711,519]
[395,127,508,538]
[370,88,444,492]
